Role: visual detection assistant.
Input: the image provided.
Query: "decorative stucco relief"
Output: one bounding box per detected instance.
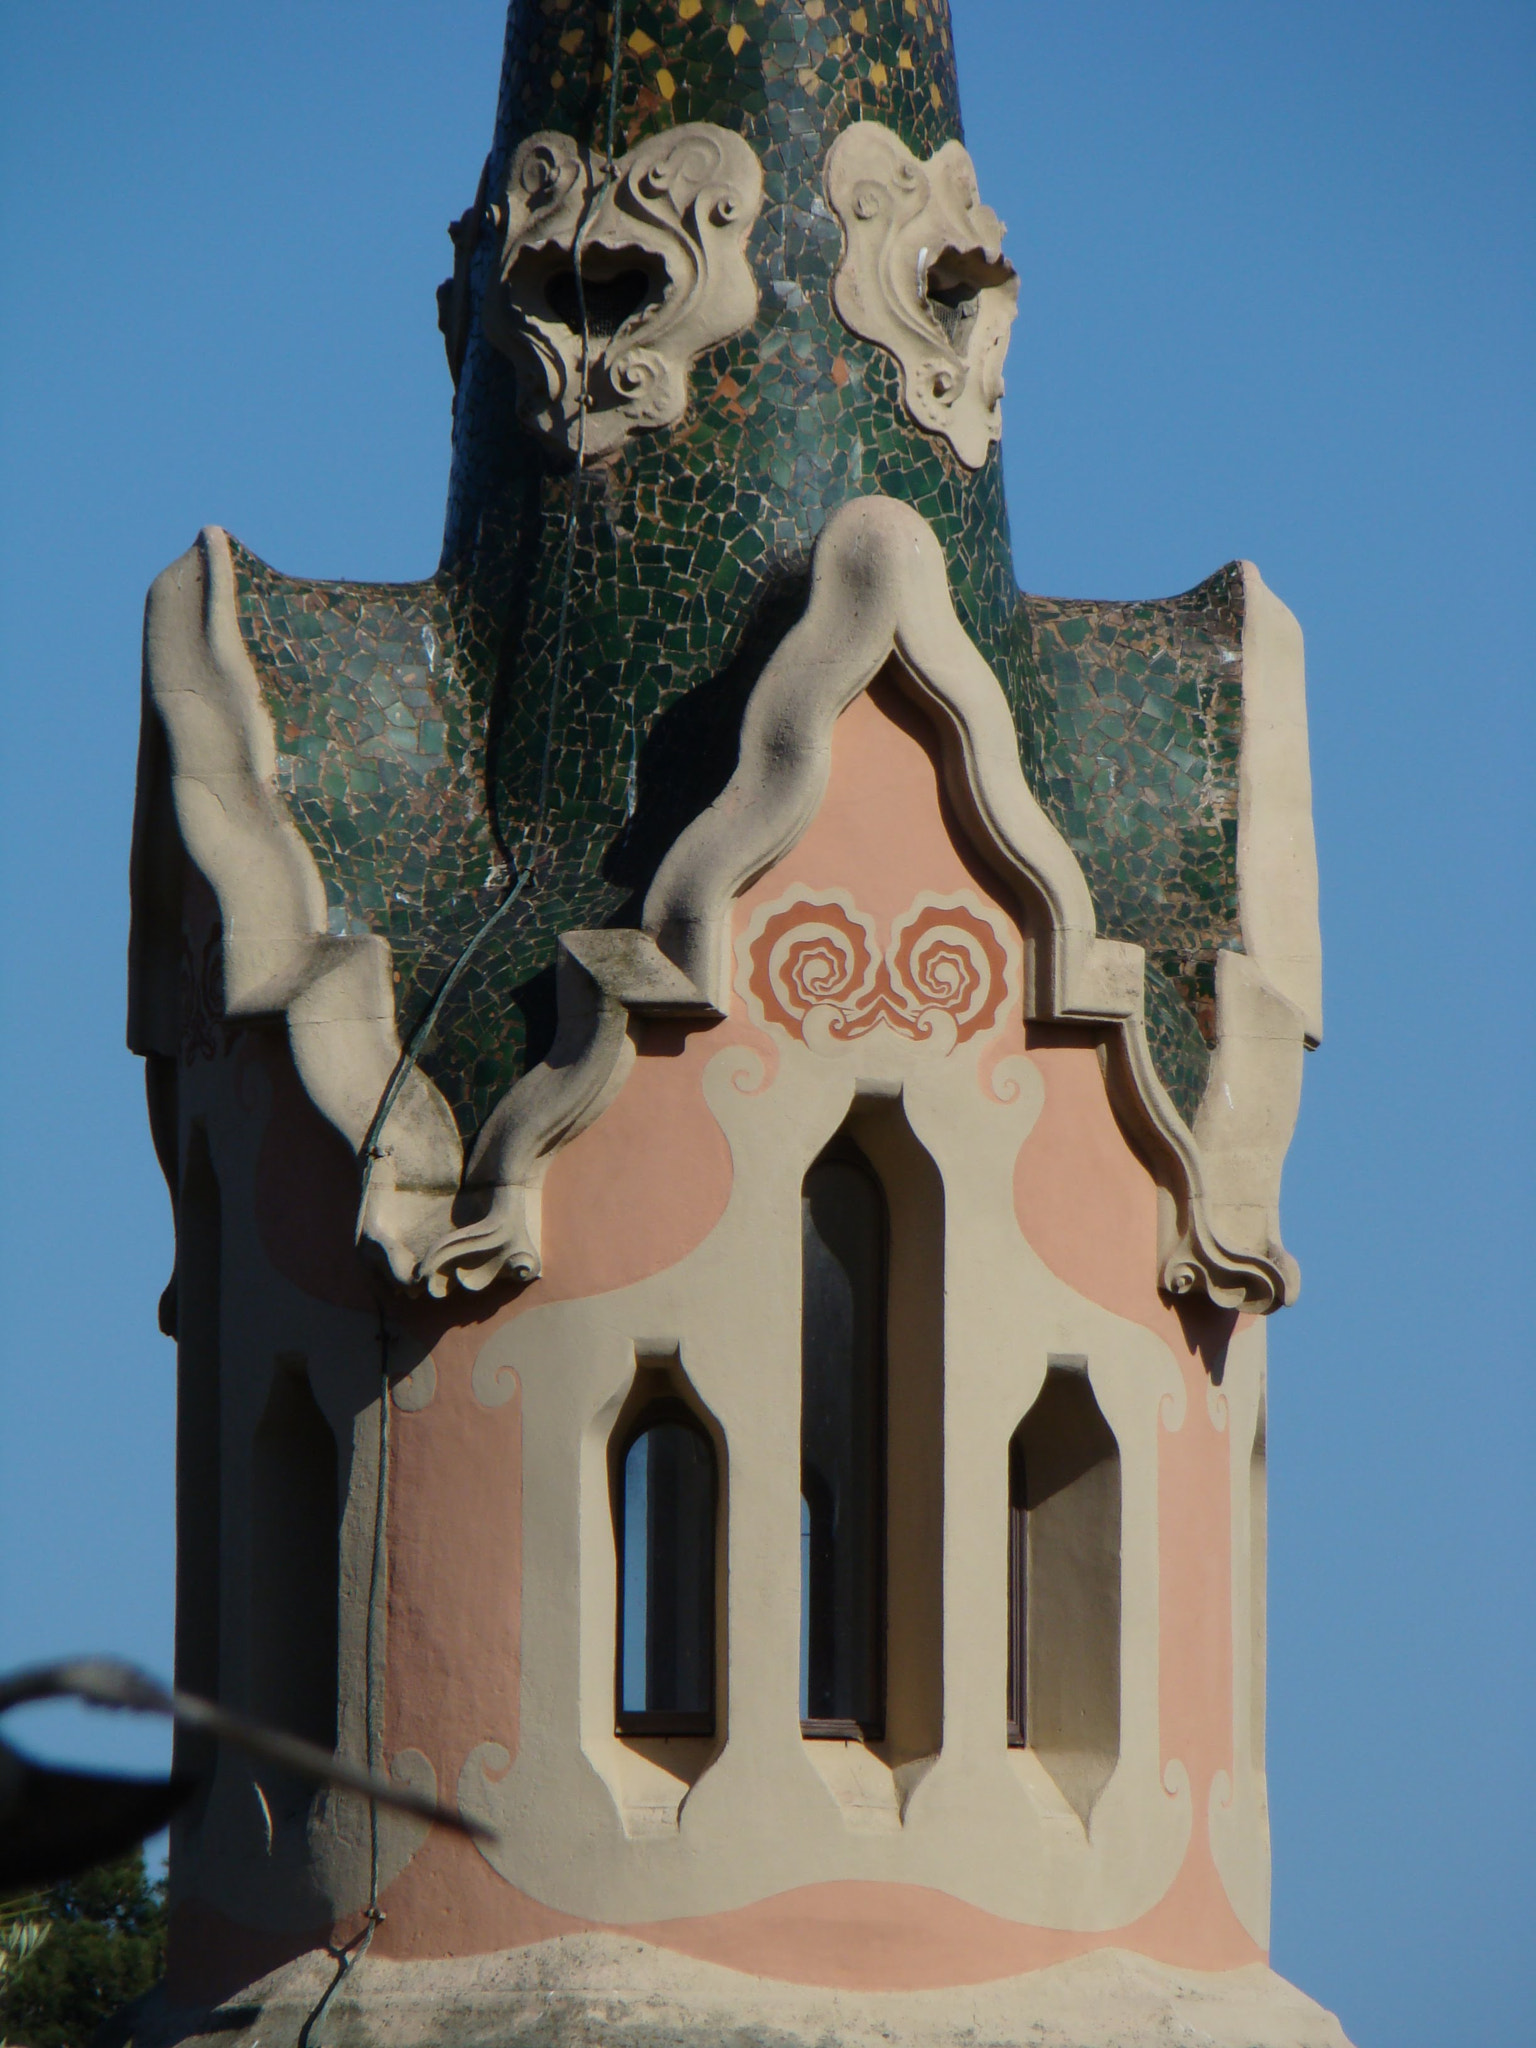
[455,1034,1192,1932]
[643,496,1311,1312]
[132,497,1315,1312]
[826,122,1018,468]
[481,124,763,458]
[127,531,717,1303]
[739,888,1016,1054]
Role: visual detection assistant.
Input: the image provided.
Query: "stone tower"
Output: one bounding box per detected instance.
[128,3,1348,2042]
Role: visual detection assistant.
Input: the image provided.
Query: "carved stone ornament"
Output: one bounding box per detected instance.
[132,499,1316,1312]
[480,123,764,458]
[826,122,1018,468]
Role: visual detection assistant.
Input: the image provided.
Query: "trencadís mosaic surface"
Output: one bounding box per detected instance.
[229,0,1246,1136]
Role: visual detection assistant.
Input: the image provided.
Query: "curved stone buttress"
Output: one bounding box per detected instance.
[126,5,1341,2045]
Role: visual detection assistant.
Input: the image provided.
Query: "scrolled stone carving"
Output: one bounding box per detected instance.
[826,121,1018,468]
[482,123,763,458]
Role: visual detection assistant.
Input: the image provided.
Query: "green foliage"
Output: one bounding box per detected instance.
[0,1897,52,2021]
[0,1853,165,2048]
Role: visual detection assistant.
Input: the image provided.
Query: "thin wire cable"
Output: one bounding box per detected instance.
[356,3,629,1248]
[604,3,625,174]
[537,0,625,819]
[311,27,632,2044]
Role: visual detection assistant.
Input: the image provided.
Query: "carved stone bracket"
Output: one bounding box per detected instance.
[127,529,718,1301]
[391,931,717,1296]
[481,123,763,458]
[826,122,1018,468]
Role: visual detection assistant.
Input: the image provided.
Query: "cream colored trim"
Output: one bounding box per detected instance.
[1175,566,1321,1304]
[462,1033,1191,1930]
[645,495,1306,1312]
[129,533,717,1295]
[826,122,1018,468]
[645,498,1138,1021]
[417,932,717,1295]
[1207,1321,1272,1947]
[1237,564,1322,1046]
[483,125,763,458]
[132,504,1318,1311]
[132,530,464,1275]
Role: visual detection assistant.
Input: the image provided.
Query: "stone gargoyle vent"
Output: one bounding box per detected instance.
[481,123,764,458]
[826,121,1019,468]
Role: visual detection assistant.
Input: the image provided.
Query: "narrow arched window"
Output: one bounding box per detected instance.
[800,1137,886,1738]
[1006,1432,1027,1746]
[1007,1362,1121,1821]
[616,1405,716,1736]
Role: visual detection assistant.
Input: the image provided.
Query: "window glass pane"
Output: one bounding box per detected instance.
[800,1147,885,1731]
[619,1417,714,1723]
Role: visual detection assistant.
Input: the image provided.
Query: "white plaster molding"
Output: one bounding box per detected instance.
[408,931,716,1295]
[461,1035,1192,1930]
[482,124,763,458]
[1207,1320,1273,1949]
[1236,562,1323,1045]
[644,493,1307,1311]
[1171,565,1321,1306]
[826,122,1018,468]
[131,506,1317,1310]
[130,530,464,1253]
[645,499,1137,1020]
[128,529,717,1301]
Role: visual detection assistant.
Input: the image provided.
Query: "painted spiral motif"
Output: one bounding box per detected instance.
[888,903,1010,1042]
[745,893,1012,1049]
[753,899,879,1022]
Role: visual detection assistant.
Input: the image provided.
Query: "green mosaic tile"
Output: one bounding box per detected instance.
[228,0,1246,1143]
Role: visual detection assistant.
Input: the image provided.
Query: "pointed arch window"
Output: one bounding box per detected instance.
[1006,1361,1121,1819]
[616,1403,717,1737]
[800,1136,887,1738]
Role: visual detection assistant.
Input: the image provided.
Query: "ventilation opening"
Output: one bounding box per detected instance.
[250,1357,338,1812]
[509,241,669,348]
[173,1124,221,1813]
[1009,1360,1121,1821]
[616,1394,717,1738]
[543,262,656,341]
[923,246,1014,349]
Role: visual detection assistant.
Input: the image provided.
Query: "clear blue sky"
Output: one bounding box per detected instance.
[1,6,1531,2045]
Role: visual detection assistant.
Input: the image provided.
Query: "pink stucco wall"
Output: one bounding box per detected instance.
[182,680,1254,1999]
